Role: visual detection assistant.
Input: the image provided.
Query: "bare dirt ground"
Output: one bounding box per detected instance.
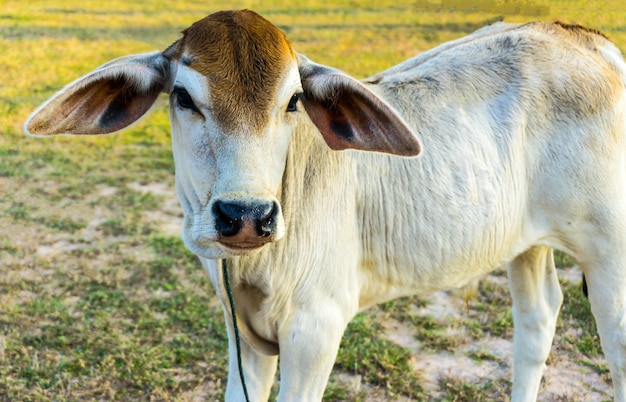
[382,273,611,401]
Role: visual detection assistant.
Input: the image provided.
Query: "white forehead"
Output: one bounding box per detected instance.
[275,59,303,103]
[173,63,209,102]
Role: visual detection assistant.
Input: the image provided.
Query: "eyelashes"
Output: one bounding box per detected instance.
[172,86,200,113]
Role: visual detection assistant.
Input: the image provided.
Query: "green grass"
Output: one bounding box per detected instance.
[438,376,512,402]
[560,282,602,357]
[0,235,226,400]
[335,311,425,399]
[2,0,624,400]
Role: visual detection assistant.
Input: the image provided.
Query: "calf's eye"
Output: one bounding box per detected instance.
[172,87,199,113]
[286,93,301,113]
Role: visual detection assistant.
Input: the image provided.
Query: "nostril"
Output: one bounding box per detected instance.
[256,201,278,237]
[212,201,243,237]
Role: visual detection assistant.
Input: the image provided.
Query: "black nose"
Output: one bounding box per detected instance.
[212,200,278,238]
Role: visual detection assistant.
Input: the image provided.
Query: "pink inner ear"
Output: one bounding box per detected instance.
[301,73,421,156]
[27,78,162,136]
[25,51,169,137]
[97,80,162,133]
[300,99,353,151]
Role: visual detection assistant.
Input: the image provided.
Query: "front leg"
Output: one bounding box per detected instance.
[202,259,279,401]
[276,300,352,401]
[223,313,278,402]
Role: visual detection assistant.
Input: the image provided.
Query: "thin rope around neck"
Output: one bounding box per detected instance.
[222,259,251,402]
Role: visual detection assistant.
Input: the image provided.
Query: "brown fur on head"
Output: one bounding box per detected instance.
[167,10,296,132]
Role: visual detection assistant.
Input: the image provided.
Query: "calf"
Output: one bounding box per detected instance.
[24,10,626,401]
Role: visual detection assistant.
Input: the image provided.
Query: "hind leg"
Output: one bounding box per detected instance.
[563,191,626,401]
[507,246,563,401]
[580,242,626,401]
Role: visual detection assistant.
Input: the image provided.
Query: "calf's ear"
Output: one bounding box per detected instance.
[24,51,171,137]
[298,54,421,157]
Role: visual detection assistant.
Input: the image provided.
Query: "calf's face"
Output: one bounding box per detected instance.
[23,10,420,260]
[165,11,302,258]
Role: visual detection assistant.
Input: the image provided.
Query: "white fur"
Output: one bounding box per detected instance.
[165,25,626,400]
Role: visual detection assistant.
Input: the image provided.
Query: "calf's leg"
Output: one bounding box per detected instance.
[579,236,626,401]
[223,316,278,402]
[560,194,626,401]
[202,258,278,401]
[276,300,351,402]
[507,246,563,401]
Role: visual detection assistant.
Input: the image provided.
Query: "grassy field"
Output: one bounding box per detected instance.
[2,0,626,400]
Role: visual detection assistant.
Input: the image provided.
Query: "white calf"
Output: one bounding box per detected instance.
[25,10,626,401]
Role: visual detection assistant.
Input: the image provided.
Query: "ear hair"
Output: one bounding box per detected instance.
[298,55,421,157]
[24,51,170,136]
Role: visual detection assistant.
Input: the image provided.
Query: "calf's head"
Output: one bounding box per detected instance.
[24,10,420,259]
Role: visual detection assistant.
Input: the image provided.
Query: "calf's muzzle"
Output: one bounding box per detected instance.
[212,199,279,242]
